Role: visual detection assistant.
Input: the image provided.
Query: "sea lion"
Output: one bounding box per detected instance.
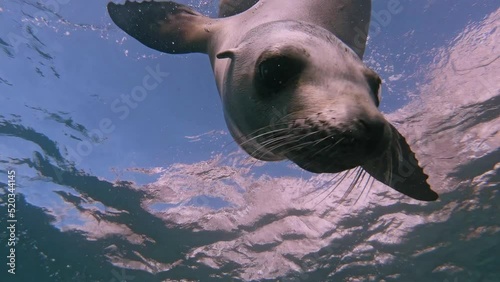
[107,0,439,201]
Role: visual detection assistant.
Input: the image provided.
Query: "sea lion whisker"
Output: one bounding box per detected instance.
[297,137,346,170]
[303,173,344,204]
[387,149,393,186]
[250,134,297,160]
[257,133,295,147]
[239,126,291,145]
[242,127,296,146]
[271,139,318,156]
[220,123,291,151]
[269,112,298,125]
[364,175,376,203]
[270,131,324,154]
[354,169,371,205]
[248,132,307,168]
[340,166,364,204]
[250,136,295,159]
[311,131,340,146]
[259,135,304,155]
[310,137,345,158]
[295,130,324,142]
[315,169,353,205]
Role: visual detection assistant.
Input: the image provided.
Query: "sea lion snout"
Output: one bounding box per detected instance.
[356,112,392,158]
[270,107,392,173]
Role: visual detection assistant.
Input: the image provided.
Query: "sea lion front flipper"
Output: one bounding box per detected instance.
[108,1,216,54]
[362,124,439,201]
[218,0,259,18]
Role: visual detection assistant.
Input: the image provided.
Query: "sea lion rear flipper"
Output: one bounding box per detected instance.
[107,1,215,54]
[362,125,439,201]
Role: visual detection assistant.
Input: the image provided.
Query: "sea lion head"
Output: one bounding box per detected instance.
[218,21,390,173]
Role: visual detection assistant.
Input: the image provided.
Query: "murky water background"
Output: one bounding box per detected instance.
[0,0,499,281]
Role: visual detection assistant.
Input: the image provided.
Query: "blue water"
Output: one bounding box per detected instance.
[1,0,499,281]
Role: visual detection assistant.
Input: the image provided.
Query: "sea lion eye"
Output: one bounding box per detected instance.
[364,69,382,107]
[370,76,382,107]
[257,56,303,91]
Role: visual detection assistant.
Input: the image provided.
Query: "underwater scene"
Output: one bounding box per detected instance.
[0,0,499,281]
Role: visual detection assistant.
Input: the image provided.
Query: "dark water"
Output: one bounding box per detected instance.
[1,0,499,281]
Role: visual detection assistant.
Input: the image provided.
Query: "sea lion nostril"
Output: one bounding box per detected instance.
[357,118,389,157]
[359,118,384,140]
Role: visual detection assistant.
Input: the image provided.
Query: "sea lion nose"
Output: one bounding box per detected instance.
[358,116,390,156]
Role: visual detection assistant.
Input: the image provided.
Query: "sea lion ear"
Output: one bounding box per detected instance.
[362,124,439,201]
[108,1,216,54]
[216,49,238,59]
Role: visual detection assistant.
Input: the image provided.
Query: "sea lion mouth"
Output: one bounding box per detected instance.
[256,116,391,173]
[284,137,367,173]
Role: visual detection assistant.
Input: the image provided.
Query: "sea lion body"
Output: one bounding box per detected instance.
[107,0,439,201]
